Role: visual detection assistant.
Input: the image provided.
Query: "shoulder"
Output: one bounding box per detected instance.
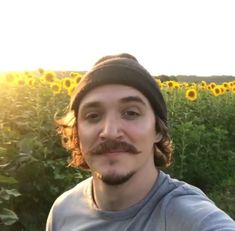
[51,177,92,213]
[46,177,93,230]
[158,171,207,201]
[162,177,235,230]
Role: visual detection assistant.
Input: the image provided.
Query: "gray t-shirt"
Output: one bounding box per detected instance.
[46,171,235,231]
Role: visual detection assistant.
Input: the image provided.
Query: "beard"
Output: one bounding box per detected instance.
[95,170,135,186]
[86,139,141,185]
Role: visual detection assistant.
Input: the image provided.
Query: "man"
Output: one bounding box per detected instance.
[46,53,235,230]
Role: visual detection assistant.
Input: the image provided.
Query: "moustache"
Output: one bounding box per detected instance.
[88,139,141,156]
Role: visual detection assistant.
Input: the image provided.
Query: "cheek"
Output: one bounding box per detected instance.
[77,124,98,150]
[126,120,156,141]
[77,125,88,150]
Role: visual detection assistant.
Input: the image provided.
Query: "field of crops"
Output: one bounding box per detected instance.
[0,70,235,230]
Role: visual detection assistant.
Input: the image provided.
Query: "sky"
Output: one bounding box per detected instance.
[0,0,235,76]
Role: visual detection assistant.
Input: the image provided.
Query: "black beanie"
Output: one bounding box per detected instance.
[70,53,168,125]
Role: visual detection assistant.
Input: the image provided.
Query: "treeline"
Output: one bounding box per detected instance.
[155,75,235,83]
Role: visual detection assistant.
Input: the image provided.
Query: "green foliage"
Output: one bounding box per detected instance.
[0,84,90,230]
[164,88,235,218]
[0,188,20,226]
[208,175,235,219]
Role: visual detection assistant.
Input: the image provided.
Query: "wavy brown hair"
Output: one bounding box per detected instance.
[56,109,173,170]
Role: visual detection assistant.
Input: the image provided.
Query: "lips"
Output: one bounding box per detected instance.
[103,150,128,156]
[105,149,126,153]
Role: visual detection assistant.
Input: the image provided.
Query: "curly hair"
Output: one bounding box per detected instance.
[56,110,173,170]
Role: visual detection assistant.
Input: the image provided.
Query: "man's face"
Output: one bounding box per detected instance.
[77,84,159,185]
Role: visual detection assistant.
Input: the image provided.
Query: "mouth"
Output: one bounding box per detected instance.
[103,150,128,156]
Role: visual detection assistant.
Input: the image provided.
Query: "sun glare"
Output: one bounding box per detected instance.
[0,0,235,76]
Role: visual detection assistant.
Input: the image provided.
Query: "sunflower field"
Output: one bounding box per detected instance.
[0,70,235,230]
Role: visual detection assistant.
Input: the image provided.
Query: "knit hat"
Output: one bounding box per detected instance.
[70,53,168,125]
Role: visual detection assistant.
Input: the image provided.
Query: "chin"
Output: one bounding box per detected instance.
[96,170,135,186]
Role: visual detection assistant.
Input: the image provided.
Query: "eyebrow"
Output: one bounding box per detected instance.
[80,101,102,111]
[119,96,146,106]
[80,96,147,112]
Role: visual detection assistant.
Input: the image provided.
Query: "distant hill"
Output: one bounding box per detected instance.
[155,75,235,84]
[2,70,234,84]
[53,71,235,84]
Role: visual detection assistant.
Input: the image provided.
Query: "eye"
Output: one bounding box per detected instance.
[122,110,140,120]
[85,112,101,122]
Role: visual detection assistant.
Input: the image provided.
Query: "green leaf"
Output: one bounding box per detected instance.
[0,147,7,156]
[0,188,21,200]
[16,153,38,166]
[0,175,18,184]
[0,208,19,226]
[5,189,21,197]
[0,189,10,200]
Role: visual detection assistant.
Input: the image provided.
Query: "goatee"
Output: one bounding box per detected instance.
[95,171,135,186]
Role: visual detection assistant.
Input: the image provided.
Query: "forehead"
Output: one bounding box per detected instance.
[79,84,151,109]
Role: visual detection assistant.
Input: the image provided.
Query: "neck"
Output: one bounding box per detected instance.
[92,165,159,211]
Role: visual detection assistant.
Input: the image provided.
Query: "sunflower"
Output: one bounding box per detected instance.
[228,81,234,88]
[166,81,175,88]
[201,80,207,88]
[5,73,15,82]
[26,78,36,88]
[38,68,44,75]
[222,82,229,89]
[70,71,82,78]
[62,77,77,90]
[70,72,76,78]
[42,71,57,83]
[209,82,216,89]
[50,82,62,95]
[232,86,235,94]
[155,78,161,87]
[185,88,197,101]
[212,86,221,96]
[4,73,18,85]
[24,72,34,79]
[173,82,180,89]
[219,86,225,95]
[74,75,82,84]
[67,85,76,96]
[181,82,189,88]
[17,78,26,86]
[190,83,196,88]
[62,77,75,90]
[161,82,167,89]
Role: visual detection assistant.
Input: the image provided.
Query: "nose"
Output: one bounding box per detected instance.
[99,114,123,140]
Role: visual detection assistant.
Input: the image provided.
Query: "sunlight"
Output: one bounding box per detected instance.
[0,0,234,76]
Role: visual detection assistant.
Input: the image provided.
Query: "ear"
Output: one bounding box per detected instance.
[155,133,163,143]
